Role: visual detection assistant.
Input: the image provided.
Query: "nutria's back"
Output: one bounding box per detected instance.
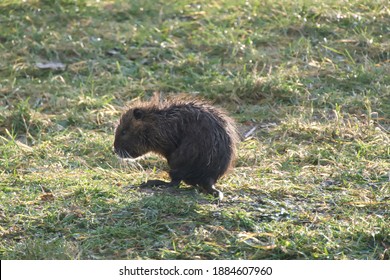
[114,98,239,199]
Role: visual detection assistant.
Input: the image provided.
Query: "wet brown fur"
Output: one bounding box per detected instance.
[114,97,239,200]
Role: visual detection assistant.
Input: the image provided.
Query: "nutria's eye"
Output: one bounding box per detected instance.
[120,129,127,136]
[133,108,144,120]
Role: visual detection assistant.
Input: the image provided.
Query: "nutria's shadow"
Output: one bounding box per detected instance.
[125,183,218,205]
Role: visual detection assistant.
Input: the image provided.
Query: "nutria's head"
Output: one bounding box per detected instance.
[114,108,151,158]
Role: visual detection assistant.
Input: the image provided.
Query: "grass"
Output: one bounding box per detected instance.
[0,0,389,260]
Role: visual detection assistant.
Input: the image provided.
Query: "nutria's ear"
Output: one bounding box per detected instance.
[133,108,144,120]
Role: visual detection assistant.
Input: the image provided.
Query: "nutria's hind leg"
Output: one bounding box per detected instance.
[139,179,181,188]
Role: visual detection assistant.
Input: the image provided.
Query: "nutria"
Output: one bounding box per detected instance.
[113,97,239,200]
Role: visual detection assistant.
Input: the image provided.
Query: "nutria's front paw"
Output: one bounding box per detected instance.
[213,189,224,202]
[202,185,224,202]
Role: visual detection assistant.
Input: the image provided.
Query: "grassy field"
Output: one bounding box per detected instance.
[0,0,389,260]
